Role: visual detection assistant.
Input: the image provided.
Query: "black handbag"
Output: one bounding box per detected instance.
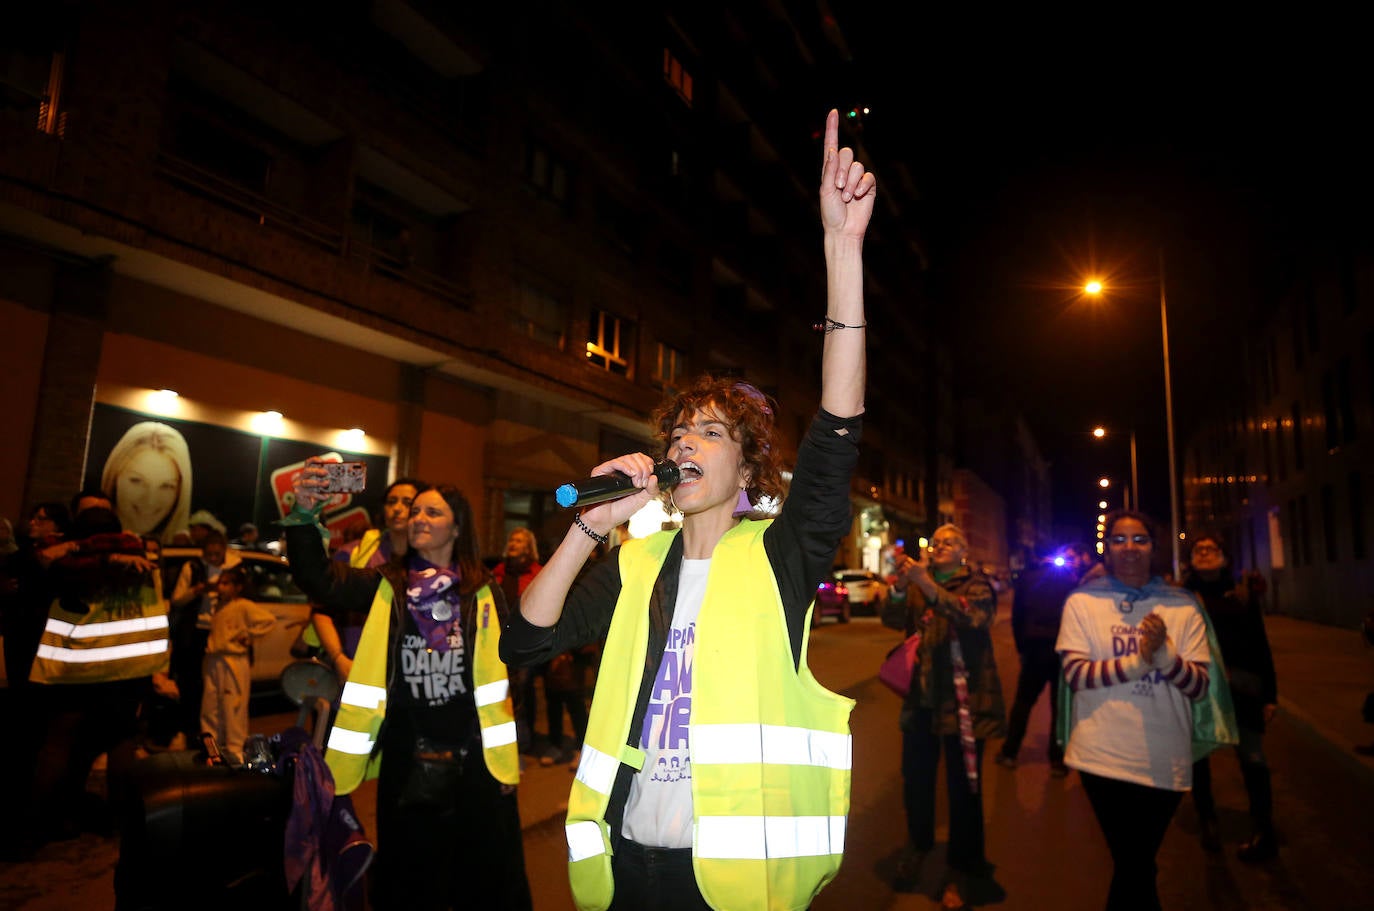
[397,738,468,809]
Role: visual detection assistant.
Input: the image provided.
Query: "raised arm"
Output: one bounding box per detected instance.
[818,107,876,420]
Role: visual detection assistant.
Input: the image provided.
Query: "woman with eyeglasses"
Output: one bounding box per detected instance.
[1056,510,1215,911]
[885,523,1005,909]
[499,110,873,911]
[1182,532,1279,862]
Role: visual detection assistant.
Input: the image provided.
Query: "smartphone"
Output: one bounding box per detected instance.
[320,461,367,493]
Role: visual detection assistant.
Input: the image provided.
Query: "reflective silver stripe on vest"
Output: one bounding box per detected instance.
[339,681,387,710]
[480,720,517,749]
[566,820,606,863]
[326,726,375,755]
[695,815,847,860]
[691,723,852,770]
[45,615,169,638]
[35,639,168,663]
[473,679,509,707]
[572,743,620,795]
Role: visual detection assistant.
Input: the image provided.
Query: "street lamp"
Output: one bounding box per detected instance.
[1084,248,1182,579]
[1092,425,1139,512]
[1098,477,1111,489]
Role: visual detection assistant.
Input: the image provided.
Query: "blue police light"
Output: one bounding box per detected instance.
[1053,556,1066,567]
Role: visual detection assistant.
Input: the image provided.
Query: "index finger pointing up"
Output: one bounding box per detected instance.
[821,108,839,179]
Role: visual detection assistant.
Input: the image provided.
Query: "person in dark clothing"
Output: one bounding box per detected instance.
[500,110,873,911]
[286,477,532,911]
[885,524,1006,907]
[1183,532,1279,862]
[996,543,1092,776]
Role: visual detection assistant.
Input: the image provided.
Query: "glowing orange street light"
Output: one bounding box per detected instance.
[1083,256,1182,579]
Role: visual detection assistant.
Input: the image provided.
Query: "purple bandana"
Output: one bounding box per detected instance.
[405,557,461,651]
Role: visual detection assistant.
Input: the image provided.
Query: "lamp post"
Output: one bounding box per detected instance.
[1084,248,1182,579]
[1092,426,1139,512]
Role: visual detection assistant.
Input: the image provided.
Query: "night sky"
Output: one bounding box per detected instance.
[825,13,1368,537]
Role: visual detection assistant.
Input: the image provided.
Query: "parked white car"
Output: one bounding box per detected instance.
[833,568,889,615]
[159,546,313,686]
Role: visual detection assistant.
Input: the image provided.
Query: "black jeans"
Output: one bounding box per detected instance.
[1079,771,1183,911]
[371,721,532,911]
[609,839,714,911]
[901,706,987,874]
[1191,725,1273,836]
[999,643,1062,762]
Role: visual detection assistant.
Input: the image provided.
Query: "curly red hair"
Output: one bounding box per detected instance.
[651,375,785,511]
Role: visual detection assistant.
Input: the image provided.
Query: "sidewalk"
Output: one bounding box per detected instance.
[1262,613,1374,765]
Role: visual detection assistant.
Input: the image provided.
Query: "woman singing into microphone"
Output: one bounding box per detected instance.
[500,109,875,911]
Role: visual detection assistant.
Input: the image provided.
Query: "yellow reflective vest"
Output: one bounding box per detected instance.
[302,529,384,650]
[30,560,170,685]
[323,577,520,793]
[565,520,855,911]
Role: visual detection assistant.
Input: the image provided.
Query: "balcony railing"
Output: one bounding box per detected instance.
[154,151,469,307]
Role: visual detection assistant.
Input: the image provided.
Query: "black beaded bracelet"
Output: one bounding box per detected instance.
[573,512,608,546]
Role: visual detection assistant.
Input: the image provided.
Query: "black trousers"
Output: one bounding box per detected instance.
[901,707,987,874]
[32,678,146,839]
[371,724,532,911]
[609,840,714,911]
[1079,771,1183,911]
[1191,724,1274,836]
[999,643,1063,762]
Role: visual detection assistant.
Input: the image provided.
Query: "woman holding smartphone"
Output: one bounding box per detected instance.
[884,524,1005,909]
[285,470,532,911]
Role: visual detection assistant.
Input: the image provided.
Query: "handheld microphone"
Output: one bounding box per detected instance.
[555,460,681,509]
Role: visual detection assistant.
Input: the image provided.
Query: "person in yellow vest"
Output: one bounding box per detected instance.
[309,477,424,680]
[501,109,874,911]
[284,478,532,911]
[28,504,168,845]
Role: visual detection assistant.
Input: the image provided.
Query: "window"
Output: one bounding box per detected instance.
[662,49,693,106]
[1352,472,1367,560]
[1338,358,1356,444]
[1291,402,1304,471]
[1321,484,1337,562]
[652,341,685,392]
[1275,419,1287,482]
[595,193,642,258]
[586,309,632,376]
[1285,499,1299,567]
[1298,494,1312,566]
[1323,371,1340,451]
[1,30,65,135]
[509,282,566,348]
[524,138,570,205]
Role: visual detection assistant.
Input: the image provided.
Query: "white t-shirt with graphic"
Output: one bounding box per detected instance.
[621,557,709,848]
[1057,590,1209,790]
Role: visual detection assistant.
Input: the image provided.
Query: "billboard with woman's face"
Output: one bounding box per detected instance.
[85,404,389,546]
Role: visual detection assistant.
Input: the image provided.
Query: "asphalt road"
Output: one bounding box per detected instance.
[4,595,1372,910]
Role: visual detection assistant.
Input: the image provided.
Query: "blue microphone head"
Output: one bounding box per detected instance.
[555,484,579,508]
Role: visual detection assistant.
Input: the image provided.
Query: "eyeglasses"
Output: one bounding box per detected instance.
[1108,534,1152,546]
[1192,544,1221,555]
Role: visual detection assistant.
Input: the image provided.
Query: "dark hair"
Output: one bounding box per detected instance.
[28,501,72,538]
[218,566,249,591]
[201,530,228,550]
[69,487,112,517]
[71,506,123,540]
[1103,509,1164,577]
[385,477,427,500]
[1188,530,1228,560]
[650,375,784,512]
[428,485,485,595]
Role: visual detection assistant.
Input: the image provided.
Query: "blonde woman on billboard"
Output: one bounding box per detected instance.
[100,421,192,544]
